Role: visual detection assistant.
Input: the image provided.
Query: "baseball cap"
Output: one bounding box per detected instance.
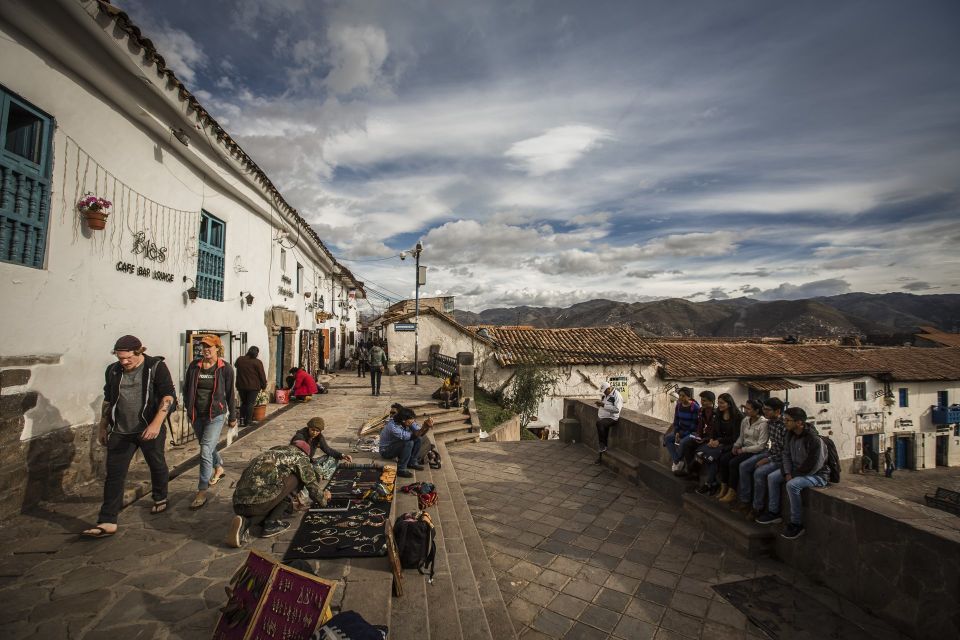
[199,334,222,348]
[599,381,611,392]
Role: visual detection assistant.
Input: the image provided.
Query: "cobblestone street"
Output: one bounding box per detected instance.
[0,372,433,639]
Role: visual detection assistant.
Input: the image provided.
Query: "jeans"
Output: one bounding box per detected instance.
[357,361,366,377]
[663,432,695,463]
[98,427,169,524]
[679,436,703,466]
[885,463,894,478]
[737,452,768,504]
[723,451,754,491]
[380,437,422,471]
[370,366,382,394]
[752,460,780,511]
[783,474,827,524]
[696,443,724,485]
[597,418,618,448]
[192,413,226,490]
[238,389,258,426]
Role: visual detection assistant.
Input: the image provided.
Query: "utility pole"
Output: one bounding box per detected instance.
[414,240,423,385]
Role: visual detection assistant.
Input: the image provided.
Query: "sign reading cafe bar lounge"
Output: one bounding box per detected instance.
[116,230,174,282]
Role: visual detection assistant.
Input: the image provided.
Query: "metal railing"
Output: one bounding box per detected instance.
[432,352,457,379]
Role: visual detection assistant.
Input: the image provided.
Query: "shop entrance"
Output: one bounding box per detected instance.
[860,433,880,471]
[275,328,294,388]
[895,435,914,470]
[936,434,949,467]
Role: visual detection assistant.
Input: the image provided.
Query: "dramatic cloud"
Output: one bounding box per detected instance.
[752,278,853,301]
[902,281,938,291]
[140,25,206,84]
[505,125,613,176]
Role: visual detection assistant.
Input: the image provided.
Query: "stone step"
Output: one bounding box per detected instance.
[433,439,516,640]
[636,459,696,504]
[429,413,471,427]
[683,491,777,557]
[598,446,641,484]
[431,421,472,437]
[441,434,481,447]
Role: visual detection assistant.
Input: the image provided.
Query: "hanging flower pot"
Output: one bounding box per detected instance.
[77,195,112,231]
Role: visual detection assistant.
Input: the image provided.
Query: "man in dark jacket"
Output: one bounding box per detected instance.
[82,335,176,538]
[755,407,829,539]
[235,346,267,427]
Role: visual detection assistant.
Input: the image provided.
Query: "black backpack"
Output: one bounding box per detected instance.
[821,436,841,483]
[393,511,436,582]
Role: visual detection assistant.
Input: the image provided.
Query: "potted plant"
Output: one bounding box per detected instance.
[253,389,269,422]
[77,195,112,230]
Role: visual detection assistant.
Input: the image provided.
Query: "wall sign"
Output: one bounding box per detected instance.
[609,375,629,401]
[132,231,167,263]
[116,261,174,282]
[278,286,294,298]
[856,415,883,435]
[394,323,416,332]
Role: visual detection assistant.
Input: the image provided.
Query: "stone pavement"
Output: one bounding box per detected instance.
[846,464,960,509]
[451,441,909,640]
[0,371,436,639]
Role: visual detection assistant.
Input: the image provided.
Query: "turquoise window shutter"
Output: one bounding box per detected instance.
[196,210,225,301]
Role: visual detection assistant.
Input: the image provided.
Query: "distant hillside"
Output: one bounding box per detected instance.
[452,293,960,338]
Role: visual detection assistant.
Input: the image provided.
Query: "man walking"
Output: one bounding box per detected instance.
[356,343,368,378]
[884,447,895,477]
[594,381,623,460]
[82,335,176,537]
[755,407,829,540]
[368,340,387,396]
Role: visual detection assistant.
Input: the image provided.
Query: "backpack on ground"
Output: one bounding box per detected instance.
[424,444,442,470]
[821,436,841,483]
[393,511,436,583]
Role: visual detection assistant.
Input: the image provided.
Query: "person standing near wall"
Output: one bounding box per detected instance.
[235,346,267,427]
[884,447,895,477]
[82,335,176,538]
[594,381,623,459]
[183,334,237,510]
[368,340,387,396]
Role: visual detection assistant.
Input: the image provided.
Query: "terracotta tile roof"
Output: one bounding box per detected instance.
[915,327,960,348]
[854,347,960,381]
[647,342,885,380]
[744,379,802,391]
[486,326,656,366]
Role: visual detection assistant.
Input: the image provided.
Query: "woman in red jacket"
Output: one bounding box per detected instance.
[290,366,319,401]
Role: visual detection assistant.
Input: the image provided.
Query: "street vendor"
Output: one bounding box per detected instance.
[440,372,462,409]
[379,407,434,478]
[226,441,332,548]
[290,417,353,462]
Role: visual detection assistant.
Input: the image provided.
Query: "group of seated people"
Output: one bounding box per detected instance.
[662,387,831,540]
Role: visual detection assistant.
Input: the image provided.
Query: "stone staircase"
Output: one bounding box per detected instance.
[387,402,515,639]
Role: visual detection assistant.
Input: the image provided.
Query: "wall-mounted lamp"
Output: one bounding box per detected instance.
[171,127,190,147]
[183,276,198,302]
[317,295,325,311]
[240,291,255,306]
[304,291,311,299]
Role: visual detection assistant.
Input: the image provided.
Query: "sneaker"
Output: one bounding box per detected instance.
[397,469,413,478]
[670,461,681,472]
[408,463,425,471]
[781,523,805,540]
[755,512,782,525]
[695,484,712,495]
[260,520,291,538]
[599,446,607,453]
[226,515,248,548]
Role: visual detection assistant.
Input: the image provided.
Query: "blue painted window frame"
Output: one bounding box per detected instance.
[196,210,225,301]
[0,85,54,269]
[937,390,948,408]
[898,388,909,408]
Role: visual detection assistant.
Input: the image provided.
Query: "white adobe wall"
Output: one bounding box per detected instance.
[0,21,339,439]
[384,316,493,370]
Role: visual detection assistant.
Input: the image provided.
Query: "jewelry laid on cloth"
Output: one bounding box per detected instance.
[342,529,361,538]
[292,544,324,554]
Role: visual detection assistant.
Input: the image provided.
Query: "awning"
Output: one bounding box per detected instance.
[745,378,801,391]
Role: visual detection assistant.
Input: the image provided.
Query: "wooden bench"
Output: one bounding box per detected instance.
[924,487,960,515]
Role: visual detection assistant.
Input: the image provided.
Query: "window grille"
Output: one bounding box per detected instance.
[196,211,225,301]
[815,383,830,404]
[853,382,866,401]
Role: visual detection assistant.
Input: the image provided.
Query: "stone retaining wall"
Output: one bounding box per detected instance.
[564,399,960,639]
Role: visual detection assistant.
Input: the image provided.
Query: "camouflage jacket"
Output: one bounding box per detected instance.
[233,445,328,508]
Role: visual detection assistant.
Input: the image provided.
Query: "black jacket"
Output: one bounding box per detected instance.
[103,355,176,431]
[716,413,741,448]
[234,355,267,391]
[290,428,344,460]
[182,358,237,423]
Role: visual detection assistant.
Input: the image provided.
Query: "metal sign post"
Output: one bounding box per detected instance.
[414,241,423,384]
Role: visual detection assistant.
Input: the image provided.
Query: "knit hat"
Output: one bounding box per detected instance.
[307,417,325,431]
[113,335,142,352]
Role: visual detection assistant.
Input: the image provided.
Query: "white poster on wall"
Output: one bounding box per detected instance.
[609,375,629,401]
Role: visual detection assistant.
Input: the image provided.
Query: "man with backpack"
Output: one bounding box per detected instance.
[755,407,829,539]
[82,335,176,538]
[368,340,387,396]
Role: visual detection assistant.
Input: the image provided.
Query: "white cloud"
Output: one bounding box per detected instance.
[324,25,389,94]
[752,278,852,300]
[505,125,614,176]
[149,26,207,85]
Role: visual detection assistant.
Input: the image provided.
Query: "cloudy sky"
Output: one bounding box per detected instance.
[117,0,960,313]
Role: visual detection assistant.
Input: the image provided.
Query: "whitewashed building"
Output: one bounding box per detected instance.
[0,0,361,515]
[374,307,495,373]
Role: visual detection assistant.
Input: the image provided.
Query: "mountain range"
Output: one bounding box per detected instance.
[451,293,960,339]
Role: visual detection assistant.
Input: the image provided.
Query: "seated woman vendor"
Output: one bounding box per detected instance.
[226,438,332,548]
[440,373,461,408]
[290,417,353,462]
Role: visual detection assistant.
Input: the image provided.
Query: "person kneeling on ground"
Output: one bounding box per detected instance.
[677,391,715,475]
[664,387,700,472]
[379,407,433,478]
[226,440,332,548]
[755,407,829,540]
[595,381,624,457]
[290,417,353,462]
[290,366,319,401]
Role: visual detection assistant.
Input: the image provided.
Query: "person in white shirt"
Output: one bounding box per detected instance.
[595,381,624,456]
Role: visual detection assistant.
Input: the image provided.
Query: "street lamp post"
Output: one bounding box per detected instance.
[413,241,423,385]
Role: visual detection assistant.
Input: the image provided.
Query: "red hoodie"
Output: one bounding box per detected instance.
[292,369,319,397]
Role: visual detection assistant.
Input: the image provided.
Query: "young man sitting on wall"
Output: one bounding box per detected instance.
[755,407,829,540]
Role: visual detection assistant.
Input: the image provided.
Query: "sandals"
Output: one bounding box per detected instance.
[81,525,117,538]
[189,491,208,510]
[151,500,168,514]
[210,468,226,486]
